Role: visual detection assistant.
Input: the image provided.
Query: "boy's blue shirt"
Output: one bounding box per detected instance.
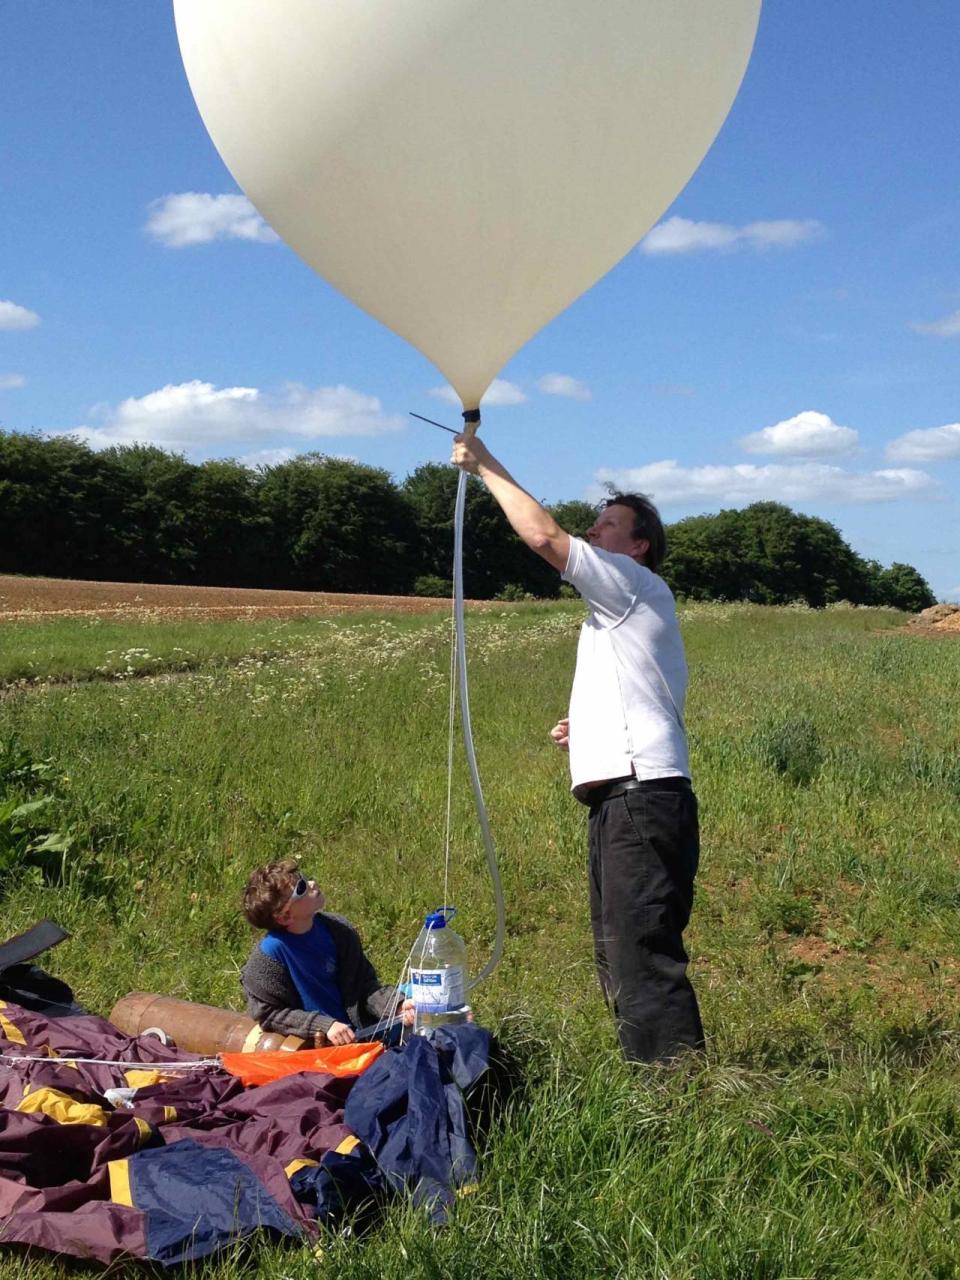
[261,916,350,1024]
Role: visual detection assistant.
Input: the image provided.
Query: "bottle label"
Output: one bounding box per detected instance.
[410,966,465,1012]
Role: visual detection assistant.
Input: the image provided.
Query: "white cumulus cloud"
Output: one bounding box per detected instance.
[60,380,403,456]
[641,216,823,256]
[589,460,936,507]
[536,373,592,401]
[426,385,462,408]
[145,193,280,247]
[910,309,960,338]
[238,447,298,470]
[740,410,858,458]
[885,422,960,463]
[0,300,40,330]
[428,379,527,408]
[0,373,27,389]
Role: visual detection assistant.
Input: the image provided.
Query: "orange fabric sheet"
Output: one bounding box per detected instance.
[219,1041,383,1087]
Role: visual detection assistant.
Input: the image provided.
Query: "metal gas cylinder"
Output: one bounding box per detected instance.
[109,992,305,1054]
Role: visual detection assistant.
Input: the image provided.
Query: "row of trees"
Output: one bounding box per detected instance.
[0,430,935,610]
[664,503,934,611]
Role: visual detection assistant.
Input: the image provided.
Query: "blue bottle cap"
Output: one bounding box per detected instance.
[424,906,456,929]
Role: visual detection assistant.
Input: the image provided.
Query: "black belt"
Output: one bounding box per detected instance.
[575,775,691,806]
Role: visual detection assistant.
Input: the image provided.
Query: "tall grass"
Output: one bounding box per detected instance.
[1,601,959,1277]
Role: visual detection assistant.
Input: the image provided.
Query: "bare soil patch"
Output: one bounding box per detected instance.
[0,575,475,624]
[785,932,960,1019]
[915,603,960,625]
[901,601,960,638]
[887,617,960,640]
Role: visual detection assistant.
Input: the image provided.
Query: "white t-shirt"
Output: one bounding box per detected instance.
[562,537,690,790]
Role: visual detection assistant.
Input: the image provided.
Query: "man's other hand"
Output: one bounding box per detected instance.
[549,717,570,751]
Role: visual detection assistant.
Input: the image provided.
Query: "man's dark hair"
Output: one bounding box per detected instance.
[604,492,666,573]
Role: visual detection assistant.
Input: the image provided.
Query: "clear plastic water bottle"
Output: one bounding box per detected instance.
[410,907,469,1031]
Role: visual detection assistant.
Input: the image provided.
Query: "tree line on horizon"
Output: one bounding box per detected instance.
[0,429,936,611]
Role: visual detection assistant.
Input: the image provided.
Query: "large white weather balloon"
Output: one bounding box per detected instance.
[174,1,761,412]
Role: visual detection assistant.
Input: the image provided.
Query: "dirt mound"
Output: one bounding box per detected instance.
[934,611,960,633]
[914,602,960,625]
[0,575,481,623]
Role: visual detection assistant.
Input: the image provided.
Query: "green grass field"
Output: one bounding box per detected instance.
[2,601,959,1278]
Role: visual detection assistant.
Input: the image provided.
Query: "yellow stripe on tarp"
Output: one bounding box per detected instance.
[335,1135,361,1155]
[108,1158,134,1207]
[241,1024,263,1054]
[16,1087,108,1127]
[162,1106,177,1123]
[0,1013,26,1046]
[124,1069,165,1089]
[285,1157,319,1178]
[134,1117,152,1145]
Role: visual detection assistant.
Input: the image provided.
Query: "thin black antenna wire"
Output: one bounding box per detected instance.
[409,412,458,434]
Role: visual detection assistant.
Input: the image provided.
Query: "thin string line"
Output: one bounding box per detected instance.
[0,1052,218,1070]
[443,583,458,914]
[370,942,417,1041]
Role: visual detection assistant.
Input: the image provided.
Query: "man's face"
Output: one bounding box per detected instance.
[586,504,649,562]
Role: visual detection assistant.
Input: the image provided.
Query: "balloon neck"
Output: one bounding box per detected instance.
[462,408,481,440]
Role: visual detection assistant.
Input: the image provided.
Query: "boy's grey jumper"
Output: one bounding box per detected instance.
[241,911,399,1040]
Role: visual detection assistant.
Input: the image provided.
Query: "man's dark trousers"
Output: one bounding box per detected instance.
[587,777,704,1063]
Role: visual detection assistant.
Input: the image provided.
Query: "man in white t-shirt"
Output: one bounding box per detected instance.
[452,433,704,1063]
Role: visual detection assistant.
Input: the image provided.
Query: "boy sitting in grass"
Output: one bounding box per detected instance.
[241,858,413,1047]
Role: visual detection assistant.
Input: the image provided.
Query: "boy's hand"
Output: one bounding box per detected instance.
[400,998,416,1027]
[325,1021,356,1046]
[549,717,570,751]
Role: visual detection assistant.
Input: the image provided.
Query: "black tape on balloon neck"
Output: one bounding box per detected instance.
[462,409,481,425]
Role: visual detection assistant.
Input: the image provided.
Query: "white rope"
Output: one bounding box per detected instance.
[452,467,505,989]
[382,451,507,1038]
[385,511,457,1045]
[442,585,458,914]
[0,1052,219,1070]
[370,940,418,1041]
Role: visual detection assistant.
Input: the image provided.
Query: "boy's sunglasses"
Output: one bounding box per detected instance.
[287,876,310,903]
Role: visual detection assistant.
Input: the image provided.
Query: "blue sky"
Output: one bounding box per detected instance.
[2,3,958,599]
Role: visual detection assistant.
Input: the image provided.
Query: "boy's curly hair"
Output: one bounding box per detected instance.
[242,858,299,930]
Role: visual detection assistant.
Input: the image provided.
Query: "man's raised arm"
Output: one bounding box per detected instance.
[451,434,570,572]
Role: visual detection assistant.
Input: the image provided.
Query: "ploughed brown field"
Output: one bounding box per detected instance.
[0,575,469,623]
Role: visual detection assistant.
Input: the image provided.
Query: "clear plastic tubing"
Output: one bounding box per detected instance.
[453,466,506,989]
